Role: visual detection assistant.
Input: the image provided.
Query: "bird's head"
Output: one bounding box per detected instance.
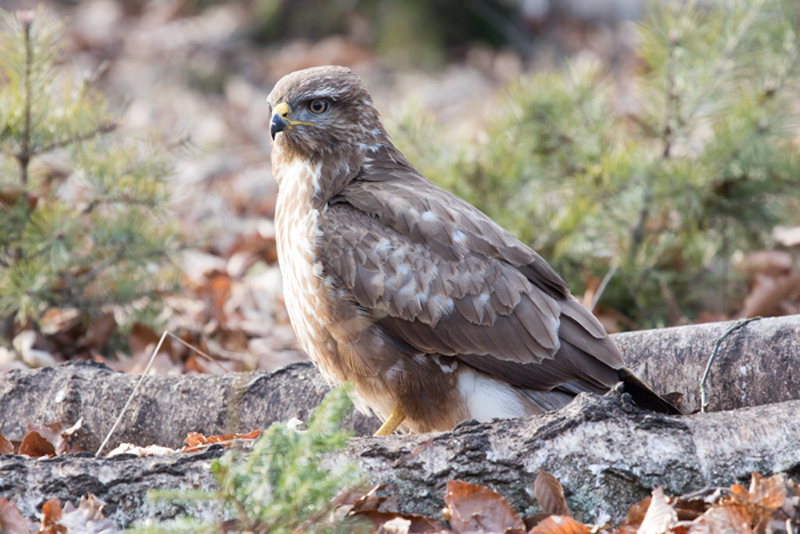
[267,65,384,161]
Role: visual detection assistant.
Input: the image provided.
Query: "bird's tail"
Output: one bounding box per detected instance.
[618,368,683,415]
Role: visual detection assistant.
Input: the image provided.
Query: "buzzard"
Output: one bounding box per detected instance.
[267,65,678,435]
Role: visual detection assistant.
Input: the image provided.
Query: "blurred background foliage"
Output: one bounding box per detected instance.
[0,0,799,369]
[0,8,179,347]
[391,0,800,328]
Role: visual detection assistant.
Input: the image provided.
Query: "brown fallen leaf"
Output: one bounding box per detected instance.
[58,418,84,455]
[688,504,752,534]
[352,509,448,534]
[378,517,412,534]
[746,472,786,511]
[718,473,788,534]
[129,323,170,358]
[738,272,800,318]
[0,434,14,455]
[530,515,589,534]
[18,431,56,458]
[619,496,652,532]
[534,470,571,517]
[350,485,400,514]
[673,498,709,522]
[0,498,33,534]
[443,480,525,534]
[637,488,677,534]
[77,312,117,352]
[735,250,793,278]
[181,429,262,452]
[39,498,66,534]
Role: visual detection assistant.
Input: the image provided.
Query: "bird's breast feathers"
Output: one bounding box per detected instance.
[274,157,343,382]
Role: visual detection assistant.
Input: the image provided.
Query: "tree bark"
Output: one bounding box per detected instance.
[2,393,799,528]
[1,315,799,527]
[618,315,800,414]
[0,359,379,454]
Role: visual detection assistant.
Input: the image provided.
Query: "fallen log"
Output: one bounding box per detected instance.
[1,316,800,527]
[1,316,799,453]
[619,315,800,413]
[0,360,378,454]
[1,392,799,527]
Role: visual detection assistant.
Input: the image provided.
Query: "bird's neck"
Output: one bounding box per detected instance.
[272,148,367,212]
[272,127,395,207]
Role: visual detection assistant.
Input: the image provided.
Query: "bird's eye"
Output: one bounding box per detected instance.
[308,99,329,114]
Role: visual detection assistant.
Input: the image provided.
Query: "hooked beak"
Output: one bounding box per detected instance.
[270,101,313,140]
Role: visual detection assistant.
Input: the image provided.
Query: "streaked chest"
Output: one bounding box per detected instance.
[273,159,341,379]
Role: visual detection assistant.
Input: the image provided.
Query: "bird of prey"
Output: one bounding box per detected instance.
[267,65,679,435]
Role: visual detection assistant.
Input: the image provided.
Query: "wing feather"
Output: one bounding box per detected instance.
[320,161,627,396]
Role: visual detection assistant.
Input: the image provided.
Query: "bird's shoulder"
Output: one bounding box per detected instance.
[327,153,570,299]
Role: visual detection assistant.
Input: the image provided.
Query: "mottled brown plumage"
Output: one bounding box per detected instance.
[267,65,678,433]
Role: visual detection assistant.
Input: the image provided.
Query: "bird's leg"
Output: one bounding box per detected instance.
[374,405,406,436]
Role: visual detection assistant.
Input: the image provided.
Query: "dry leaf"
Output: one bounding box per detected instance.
[378,517,412,534]
[18,431,56,458]
[27,422,62,448]
[638,488,677,534]
[78,313,117,352]
[0,498,33,534]
[40,498,66,534]
[534,470,571,517]
[57,418,84,455]
[736,251,792,277]
[689,505,751,534]
[747,472,786,511]
[731,485,749,497]
[129,323,169,357]
[351,485,399,514]
[444,480,525,534]
[619,496,652,531]
[0,434,14,455]
[530,515,589,534]
[738,272,800,318]
[181,429,262,452]
[59,494,119,534]
[352,509,447,534]
[673,499,710,522]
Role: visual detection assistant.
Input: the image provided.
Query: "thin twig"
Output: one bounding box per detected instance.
[94,330,229,456]
[167,331,229,374]
[29,122,117,158]
[95,330,168,457]
[590,264,618,311]
[700,316,761,413]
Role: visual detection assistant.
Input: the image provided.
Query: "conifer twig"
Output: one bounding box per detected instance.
[680,0,768,130]
[16,11,33,190]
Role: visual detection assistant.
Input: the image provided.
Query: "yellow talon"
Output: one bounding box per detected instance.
[374,405,406,436]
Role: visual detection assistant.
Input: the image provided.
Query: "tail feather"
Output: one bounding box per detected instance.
[618,367,682,415]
